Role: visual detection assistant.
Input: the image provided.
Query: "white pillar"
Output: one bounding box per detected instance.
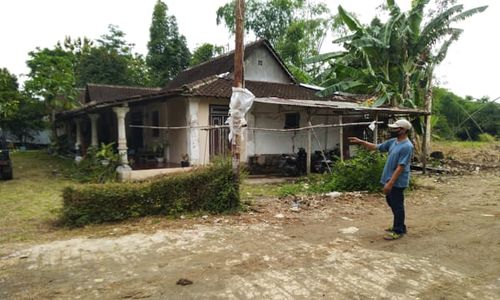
[89,114,100,147]
[75,118,83,163]
[373,113,379,144]
[113,106,130,168]
[186,99,200,165]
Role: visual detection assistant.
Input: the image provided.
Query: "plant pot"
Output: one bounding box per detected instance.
[100,159,110,166]
[181,160,190,167]
[156,157,164,163]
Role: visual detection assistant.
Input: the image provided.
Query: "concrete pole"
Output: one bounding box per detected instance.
[75,118,83,163]
[373,113,379,144]
[113,106,130,167]
[88,114,100,147]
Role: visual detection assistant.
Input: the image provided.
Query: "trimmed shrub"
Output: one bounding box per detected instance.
[61,159,239,226]
[478,133,496,142]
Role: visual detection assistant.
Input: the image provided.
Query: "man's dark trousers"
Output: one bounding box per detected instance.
[386,187,407,234]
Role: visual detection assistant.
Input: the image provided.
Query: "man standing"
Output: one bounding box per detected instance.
[348,119,414,240]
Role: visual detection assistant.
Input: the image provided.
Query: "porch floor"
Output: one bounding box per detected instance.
[131,161,182,170]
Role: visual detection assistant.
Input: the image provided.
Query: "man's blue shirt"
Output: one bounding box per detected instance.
[377,138,413,188]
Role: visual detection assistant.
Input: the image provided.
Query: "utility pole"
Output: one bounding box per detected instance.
[232,0,245,186]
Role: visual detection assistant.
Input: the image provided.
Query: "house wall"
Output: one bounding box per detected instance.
[166,97,188,164]
[135,101,168,153]
[246,103,342,158]
[245,47,293,84]
[193,97,230,165]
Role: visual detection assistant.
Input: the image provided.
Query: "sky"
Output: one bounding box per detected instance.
[0,0,497,99]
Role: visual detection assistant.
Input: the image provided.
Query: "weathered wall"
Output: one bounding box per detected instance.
[246,103,342,158]
[166,98,188,164]
[244,47,293,84]
[195,97,230,165]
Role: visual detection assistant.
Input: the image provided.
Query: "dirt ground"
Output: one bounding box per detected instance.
[1,170,499,299]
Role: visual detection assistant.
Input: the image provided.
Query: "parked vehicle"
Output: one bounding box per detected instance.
[279,148,307,176]
[311,150,333,174]
[0,131,13,180]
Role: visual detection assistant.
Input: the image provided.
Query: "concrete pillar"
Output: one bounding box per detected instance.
[373,113,379,144]
[113,106,131,175]
[89,114,100,147]
[186,99,200,165]
[339,115,344,162]
[75,118,83,163]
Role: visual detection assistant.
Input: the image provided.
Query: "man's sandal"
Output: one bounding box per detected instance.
[384,232,403,240]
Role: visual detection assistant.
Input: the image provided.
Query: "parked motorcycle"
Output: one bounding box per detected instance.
[279,148,307,176]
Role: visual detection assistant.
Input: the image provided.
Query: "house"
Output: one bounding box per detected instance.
[57,39,426,180]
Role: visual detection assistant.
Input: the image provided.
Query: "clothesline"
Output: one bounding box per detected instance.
[129,121,383,132]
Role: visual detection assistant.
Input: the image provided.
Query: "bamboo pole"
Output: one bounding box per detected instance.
[307,120,312,176]
[374,113,378,144]
[339,115,344,162]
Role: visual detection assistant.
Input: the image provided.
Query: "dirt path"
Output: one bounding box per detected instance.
[1,173,499,299]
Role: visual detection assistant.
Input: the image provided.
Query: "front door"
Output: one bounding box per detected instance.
[209,105,230,159]
[129,111,143,151]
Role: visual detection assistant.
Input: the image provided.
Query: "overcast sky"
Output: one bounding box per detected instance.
[0,0,497,99]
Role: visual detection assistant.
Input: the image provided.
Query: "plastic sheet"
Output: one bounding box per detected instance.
[226,87,255,141]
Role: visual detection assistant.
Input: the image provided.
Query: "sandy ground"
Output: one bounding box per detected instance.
[1,172,499,299]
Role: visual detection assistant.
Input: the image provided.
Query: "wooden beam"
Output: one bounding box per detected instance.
[232,0,245,185]
[339,115,344,162]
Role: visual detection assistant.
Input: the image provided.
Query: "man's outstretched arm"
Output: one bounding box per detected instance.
[348,137,377,151]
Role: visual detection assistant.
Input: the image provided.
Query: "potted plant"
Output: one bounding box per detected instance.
[155,143,165,164]
[181,153,190,167]
[96,142,116,166]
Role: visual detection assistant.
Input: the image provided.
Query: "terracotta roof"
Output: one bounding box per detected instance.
[84,84,161,104]
[164,39,296,90]
[180,76,367,103]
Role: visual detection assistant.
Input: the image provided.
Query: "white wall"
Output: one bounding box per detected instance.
[246,103,342,158]
[244,47,293,84]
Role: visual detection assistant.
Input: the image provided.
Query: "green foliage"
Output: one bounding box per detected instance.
[0,68,21,120]
[311,1,487,108]
[76,25,152,87]
[1,68,46,144]
[277,149,386,196]
[216,0,330,81]
[478,133,496,143]
[147,0,191,86]
[327,149,387,192]
[190,43,225,66]
[70,143,120,183]
[433,87,500,140]
[61,159,239,226]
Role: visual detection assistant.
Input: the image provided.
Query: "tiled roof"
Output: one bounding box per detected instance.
[180,76,367,103]
[164,39,295,90]
[85,84,161,104]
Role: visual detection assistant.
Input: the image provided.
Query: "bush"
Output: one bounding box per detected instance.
[277,149,386,196]
[327,148,386,192]
[61,159,239,226]
[70,143,120,183]
[478,133,496,142]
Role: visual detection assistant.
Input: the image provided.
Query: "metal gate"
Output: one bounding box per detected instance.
[209,105,230,159]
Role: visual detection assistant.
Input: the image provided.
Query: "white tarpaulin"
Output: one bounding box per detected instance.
[226,87,255,142]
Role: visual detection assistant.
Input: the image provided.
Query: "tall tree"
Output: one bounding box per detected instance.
[76,25,151,87]
[147,1,191,86]
[24,46,78,140]
[190,43,225,66]
[216,0,330,82]
[0,68,20,122]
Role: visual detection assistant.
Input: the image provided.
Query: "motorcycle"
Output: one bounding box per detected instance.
[279,148,307,176]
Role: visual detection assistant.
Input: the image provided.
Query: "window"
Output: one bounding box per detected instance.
[152,111,159,137]
[284,112,300,129]
[258,59,263,66]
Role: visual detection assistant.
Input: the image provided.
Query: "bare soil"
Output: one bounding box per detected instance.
[1,170,499,299]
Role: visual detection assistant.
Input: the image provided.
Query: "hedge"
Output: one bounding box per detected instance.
[61,159,239,226]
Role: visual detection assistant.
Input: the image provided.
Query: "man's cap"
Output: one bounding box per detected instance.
[388,119,412,130]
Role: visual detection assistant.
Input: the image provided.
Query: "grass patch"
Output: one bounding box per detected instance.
[0,150,76,243]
